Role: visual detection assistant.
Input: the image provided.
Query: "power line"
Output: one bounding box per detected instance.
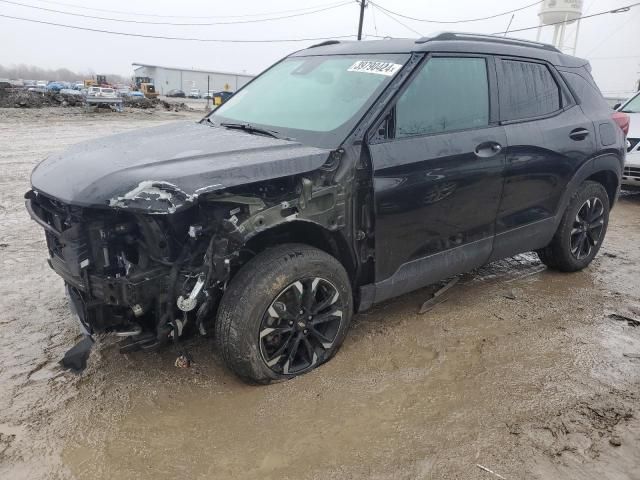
[492,2,640,35]
[0,13,358,42]
[371,4,423,37]
[25,0,350,19]
[368,0,543,24]
[583,7,640,56]
[0,0,354,26]
[370,2,379,36]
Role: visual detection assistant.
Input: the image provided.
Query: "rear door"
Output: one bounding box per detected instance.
[491,57,596,259]
[368,54,507,292]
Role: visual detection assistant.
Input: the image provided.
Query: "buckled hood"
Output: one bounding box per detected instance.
[30,121,331,213]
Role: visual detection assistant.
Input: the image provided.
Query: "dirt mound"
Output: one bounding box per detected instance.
[159,99,192,112]
[122,96,157,109]
[0,89,84,108]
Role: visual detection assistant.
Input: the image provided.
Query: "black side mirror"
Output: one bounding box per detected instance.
[613,103,622,110]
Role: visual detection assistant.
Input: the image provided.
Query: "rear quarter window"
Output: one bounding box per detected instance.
[561,70,611,113]
[498,59,561,121]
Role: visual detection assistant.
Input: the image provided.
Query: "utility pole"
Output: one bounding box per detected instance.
[206,75,210,111]
[357,0,366,40]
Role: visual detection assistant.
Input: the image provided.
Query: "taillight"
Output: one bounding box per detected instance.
[612,111,630,136]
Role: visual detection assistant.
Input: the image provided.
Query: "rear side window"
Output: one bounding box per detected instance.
[498,60,561,121]
[395,57,489,137]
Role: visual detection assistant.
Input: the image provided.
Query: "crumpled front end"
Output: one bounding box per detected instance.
[25,158,349,352]
[25,189,240,351]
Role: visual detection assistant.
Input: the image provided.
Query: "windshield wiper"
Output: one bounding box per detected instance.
[219,122,280,139]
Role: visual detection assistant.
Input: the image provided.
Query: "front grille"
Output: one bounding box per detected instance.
[624,166,640,179]
[29,194,91,288]
[628,138,640,153]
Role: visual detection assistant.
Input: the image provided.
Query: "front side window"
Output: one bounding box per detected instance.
[499,60,561,121]
[395,57,489,138]
[210,54,410,147]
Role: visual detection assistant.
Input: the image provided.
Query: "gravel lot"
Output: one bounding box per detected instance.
[0,107,639,479]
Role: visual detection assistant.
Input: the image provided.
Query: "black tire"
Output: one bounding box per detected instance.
[536,180,610,272]
[215,243,353,384]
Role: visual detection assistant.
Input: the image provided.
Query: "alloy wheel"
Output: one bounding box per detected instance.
[259,277,344,375]
[570,197,605,260]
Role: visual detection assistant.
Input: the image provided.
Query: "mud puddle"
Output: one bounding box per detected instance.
[1,109,639,479]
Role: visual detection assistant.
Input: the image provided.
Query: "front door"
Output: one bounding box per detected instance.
[367,55,507,300]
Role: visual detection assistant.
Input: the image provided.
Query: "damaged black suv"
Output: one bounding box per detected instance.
[26,33,626,383]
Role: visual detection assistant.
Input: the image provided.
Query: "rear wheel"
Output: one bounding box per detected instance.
[536,180,610,272]
[215,244,352,384]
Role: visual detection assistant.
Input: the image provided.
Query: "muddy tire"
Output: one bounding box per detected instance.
[536,181,610,272]
[215,243,353,384]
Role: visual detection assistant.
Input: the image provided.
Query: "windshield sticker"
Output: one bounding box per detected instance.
[347,60,402,76]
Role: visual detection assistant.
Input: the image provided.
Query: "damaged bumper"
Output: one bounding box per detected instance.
[25,189,233,351]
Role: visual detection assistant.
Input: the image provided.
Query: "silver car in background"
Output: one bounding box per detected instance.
[618,92,640,188]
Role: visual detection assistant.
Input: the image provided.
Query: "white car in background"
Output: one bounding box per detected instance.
[87,86,118,98]
[618,92,640,188]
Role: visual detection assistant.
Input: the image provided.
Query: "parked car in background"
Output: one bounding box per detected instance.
[203,91,214,99]
[73,82,84,90]
[126,90,145,98]
[26,33,627,384]
[167,89,186,98]
[188,88,201,98]
[36,80,47,88]
[617,92,640,188]
[116,85,131,96]
[86,86,118,98]
[86,86,100,97]
[46,82,66,92]
[59,88,82,96]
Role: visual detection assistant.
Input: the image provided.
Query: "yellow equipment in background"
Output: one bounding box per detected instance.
[140,83,159,99]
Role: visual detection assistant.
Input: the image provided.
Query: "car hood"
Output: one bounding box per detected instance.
[31,121,331,214]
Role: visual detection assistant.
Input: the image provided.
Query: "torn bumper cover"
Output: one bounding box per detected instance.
[25,188,241,351]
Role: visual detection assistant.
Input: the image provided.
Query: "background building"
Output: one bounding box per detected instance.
[132,63,254,95]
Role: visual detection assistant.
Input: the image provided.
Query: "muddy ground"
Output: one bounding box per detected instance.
[0,107,639,479]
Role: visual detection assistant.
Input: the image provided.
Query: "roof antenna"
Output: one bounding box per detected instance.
[504,14,515,37]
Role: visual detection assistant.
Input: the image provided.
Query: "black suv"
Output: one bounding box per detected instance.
[26,33,626,383]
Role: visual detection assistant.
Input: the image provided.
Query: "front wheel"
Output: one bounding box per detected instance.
[215,244,353,384]
[537,180,610,272]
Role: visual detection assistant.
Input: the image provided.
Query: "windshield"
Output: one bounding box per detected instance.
[621,93,640,113]
[209,53,410,148]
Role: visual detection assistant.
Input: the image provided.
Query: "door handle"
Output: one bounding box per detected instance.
[474,141,502,158]
[569,128,590,141]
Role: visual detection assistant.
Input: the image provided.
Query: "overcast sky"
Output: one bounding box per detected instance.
[1,0,638,95]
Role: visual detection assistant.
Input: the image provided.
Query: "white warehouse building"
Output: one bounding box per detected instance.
[132,63,254,95]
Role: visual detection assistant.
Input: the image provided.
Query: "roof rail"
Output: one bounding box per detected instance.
[415,32,561,53]
[308,39,342,49]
